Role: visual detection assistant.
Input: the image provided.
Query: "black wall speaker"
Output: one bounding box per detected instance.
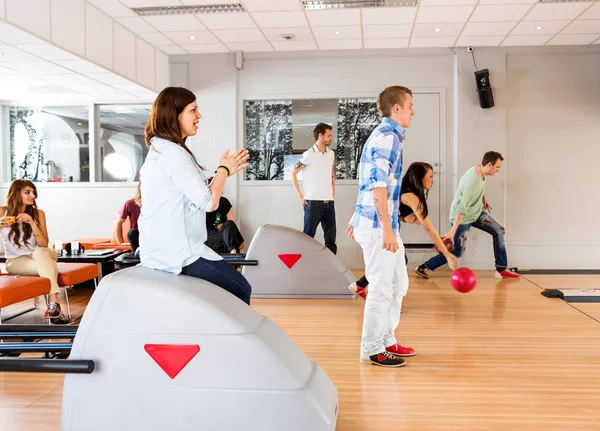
[474,68,494,109]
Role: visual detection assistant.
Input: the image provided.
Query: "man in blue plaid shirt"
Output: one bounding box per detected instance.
[348,85,415,368]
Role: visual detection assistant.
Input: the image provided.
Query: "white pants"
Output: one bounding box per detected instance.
[354,228,409,357]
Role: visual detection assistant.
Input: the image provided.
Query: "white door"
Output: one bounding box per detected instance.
[400,92,442,244]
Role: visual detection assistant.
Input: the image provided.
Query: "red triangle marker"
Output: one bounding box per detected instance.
[144,344,200,379]
[278,253,302,269]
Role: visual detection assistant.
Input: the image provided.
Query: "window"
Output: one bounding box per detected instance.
[98,105,151,182]
[243,98,378,181]
[9,106,90,182]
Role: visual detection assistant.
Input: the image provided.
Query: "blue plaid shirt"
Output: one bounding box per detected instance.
[349,117,405,233]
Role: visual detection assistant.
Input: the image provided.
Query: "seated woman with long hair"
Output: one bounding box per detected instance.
[138,87,252,304]
[0,179,71,324]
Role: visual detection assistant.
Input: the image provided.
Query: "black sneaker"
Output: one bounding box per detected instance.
[360,351,406,367]
[415,265,430,279]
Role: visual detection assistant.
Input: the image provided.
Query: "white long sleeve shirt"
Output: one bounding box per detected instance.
[138,137,222,274]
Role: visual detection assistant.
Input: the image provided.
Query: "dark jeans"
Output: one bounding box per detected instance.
[181,257,252,305]
[303,200,337,254]
[205,220,245,254]
[356,254,407,287]
[423,211,508,272]
[127,228,139,252]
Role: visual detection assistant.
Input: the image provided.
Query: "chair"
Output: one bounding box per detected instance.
[0,270,51,324]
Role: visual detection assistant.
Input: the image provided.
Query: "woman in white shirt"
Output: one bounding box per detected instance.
[0,179,71,324]
[139,87,252,304]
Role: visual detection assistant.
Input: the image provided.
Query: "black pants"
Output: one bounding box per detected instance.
[127,228,139,252]
[182,257,252,305]
[303,201,337,254]
[205,220,245,254]
[356,254,408,288]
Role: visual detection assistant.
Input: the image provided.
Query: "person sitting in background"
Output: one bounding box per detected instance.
[116,184,141,252]
[0,179,71,324]
[205,186,244,254]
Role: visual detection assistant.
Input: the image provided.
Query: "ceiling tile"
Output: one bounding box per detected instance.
[312,26,362,40]
[86,0,137,18]
[411,23,465,38]
[271,40,318,51]
[137,32,175,46]
[455,35,504,46]
[469,4,532,22]
[0,45,46,62]
[241,0,302,12]
[251,11,308,28]
[523,3,593,21]
[548,33,600,45]
[3,61,71,76]
[317,39,363,50]
[501,34,553,46]
[55,60,110,74]
[461,22,517,36]
[511,20,570,35]
[362,7,416,25]
[14,43,80,61]
[181,43,230,53]
[212,28,266,43]
[119,0,183,6]
[180,0,234,3]
[88,73,136,85]
[0,22,45,44]
[561,20,600,35]
[116,17,157,33]
[262,27,314,42]
[416,6,475,23]
[306,9,360,27]
[409,37,457,47]
[143,15,206,32]
[156,45,187,55]
[478,0,536,4]
[579,3,600,20]
[420,0,477,5]
[162,30,220,44]
[364,38,409,49]
[363,25,412,39]
[196,12,257,30]
[37,73,101,87]
[225,41,274,52]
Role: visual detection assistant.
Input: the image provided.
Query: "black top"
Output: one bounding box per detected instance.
[399,186,415,220]
[206,197,232,231]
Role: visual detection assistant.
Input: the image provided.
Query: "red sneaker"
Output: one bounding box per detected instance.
[347,282,368,300]
[385,343,416,357]
[494,269,521,280]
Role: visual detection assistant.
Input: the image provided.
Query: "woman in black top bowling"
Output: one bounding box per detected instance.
[348,162,458,299]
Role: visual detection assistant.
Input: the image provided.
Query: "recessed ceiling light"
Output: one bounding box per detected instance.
[334,31,341,35]
[77,122,82,126]
[434,28,441,32]
[535,26,543,30]
[189,36,196,40]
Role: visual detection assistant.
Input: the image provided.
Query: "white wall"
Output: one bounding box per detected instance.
[505,49,600,269]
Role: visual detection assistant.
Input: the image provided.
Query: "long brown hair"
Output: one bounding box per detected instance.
[5,179,39,247]
[145,87,202,167]
[133,183,142,207]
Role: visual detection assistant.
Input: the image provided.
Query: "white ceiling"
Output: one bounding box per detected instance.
[90,0,600,52]
[0,21,157,103]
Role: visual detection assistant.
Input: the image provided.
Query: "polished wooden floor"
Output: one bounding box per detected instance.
[1,271,600,430]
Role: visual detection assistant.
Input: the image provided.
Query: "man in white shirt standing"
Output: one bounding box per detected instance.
[290,123,337,254]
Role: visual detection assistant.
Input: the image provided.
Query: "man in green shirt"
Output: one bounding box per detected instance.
[415,151,520,280]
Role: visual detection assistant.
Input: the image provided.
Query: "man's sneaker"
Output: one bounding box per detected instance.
[385,343,416,357]
[495,269,521,280]
[347,282,368,300]
[44,304,73,325]
[360,351,406,367]
[415,265,429,279]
